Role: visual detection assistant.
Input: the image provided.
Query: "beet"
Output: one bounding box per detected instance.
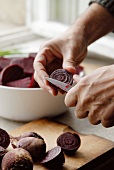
[0,128,10,149]
[46,58,62,75]
[1,64,24,85]
[40,146,65,169]
[0,57,11,70]
[1,148,33,170]
[57,132,81,155]
[17,137,46,162]
[10,57,34,75]
[50,69,73,85]
[29,75,39,88]
[6,77,31,88]
[16,132,44,141]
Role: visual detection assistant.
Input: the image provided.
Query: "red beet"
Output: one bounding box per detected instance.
[0,128,10,149]
[29,75,39,88]
[57,132,81,155]
[1,148,33,170]
[6,77,31,88]
[10,57,34,75]
[17,137,46,162]
[1,64,24,85]
[0,57,12,70]
[41,146,65,169]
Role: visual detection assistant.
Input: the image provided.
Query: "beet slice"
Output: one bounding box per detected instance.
[29,75,39,88]
[6,77,31,88]
[1,64,24,85]
[0,57,12,70]
[50,69,73,85]
[46,58,62,75]
[40,146,65,169]
[10,57,34,75]
[0,128,10,149]
[57,132,81,155]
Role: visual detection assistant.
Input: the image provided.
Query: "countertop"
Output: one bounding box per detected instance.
[0,55,114,142]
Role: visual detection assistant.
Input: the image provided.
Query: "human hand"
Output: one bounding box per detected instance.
[33,26,87,96]
[65,65,114,127]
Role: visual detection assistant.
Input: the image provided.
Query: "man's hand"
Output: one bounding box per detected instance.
[65,65,114,127]
[33,27,87,96]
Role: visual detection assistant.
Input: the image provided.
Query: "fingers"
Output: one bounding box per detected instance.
[33,53,58,96]
[73,74,81,83]
[62,50,77,74]
[65,85,78,107]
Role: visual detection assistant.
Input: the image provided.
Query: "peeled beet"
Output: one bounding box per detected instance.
[1,64,24,85]
[0,128,10,149]
[40,146,65,169]
[6,77,31,88]
[10,57,34,75]
[57,132,81,155]
[50,69,73,85]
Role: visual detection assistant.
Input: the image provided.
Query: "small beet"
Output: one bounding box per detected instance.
[1,64,24,85]
[41,146,65,169]
[17,137,46,162]
[16,131,44,141]
[10,57,34,75]
[0,128,10,149]
[1,148,33,170]
[50,69,73,90]
[57,132,81,155]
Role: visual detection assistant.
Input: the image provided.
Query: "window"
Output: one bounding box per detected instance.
[0,0,114,59]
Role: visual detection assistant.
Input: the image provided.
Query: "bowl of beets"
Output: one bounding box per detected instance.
[0,53,84,122]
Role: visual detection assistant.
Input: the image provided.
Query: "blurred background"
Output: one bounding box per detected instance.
[0,0,114,59]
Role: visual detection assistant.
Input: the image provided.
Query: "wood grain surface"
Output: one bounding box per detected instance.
[10,119,114,170]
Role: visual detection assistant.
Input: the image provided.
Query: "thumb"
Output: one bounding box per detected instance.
[63,50,77,74]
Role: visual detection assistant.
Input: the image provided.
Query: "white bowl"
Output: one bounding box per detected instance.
[0,85,67,122]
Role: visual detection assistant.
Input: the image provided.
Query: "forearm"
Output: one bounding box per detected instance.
[70,3,114,45]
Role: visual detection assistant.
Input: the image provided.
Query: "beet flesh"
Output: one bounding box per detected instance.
[0,128,10,149]
[41,146,65,169]
[57,132,81,155]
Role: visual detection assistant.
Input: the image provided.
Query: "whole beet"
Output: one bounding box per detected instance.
[17,137,46,162]
[1,148,33,170]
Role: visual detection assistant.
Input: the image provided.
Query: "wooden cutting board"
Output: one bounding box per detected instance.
[10,119,114,170]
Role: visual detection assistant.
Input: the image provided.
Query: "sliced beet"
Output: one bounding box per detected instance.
[50,69,73,85]
[0,128,10,149]
[57,132,81,155]
[1,64,24,85]
[10,57,34,75]
[0,57,12,70]
[29,75,39,88]
[46,58,62,75]
[40,146,65,169]
[6,77,31,88]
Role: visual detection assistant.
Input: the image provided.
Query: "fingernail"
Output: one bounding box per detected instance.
[49,90,53,95]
